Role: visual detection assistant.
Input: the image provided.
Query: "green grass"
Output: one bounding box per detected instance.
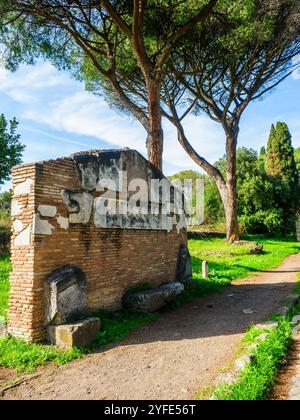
[0,337,84,373]
[0,235,300,373]
[189,235,300,295]
[213,320,293,400]
[0,254,11,320]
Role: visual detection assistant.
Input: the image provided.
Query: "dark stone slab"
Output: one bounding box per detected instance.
[123,282,184,313]
[44,265,88,326]
[176,244,193,285]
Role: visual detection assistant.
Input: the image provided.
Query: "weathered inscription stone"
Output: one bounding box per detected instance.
[124,282,184,313]
[45,265,88,326]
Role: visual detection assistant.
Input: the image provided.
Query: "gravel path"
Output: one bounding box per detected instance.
[1,253,300,400]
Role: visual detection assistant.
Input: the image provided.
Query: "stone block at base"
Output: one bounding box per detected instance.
[47,317,101,349]
[123,282,184,313]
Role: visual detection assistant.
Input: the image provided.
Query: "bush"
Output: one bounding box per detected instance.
[239,209,284,234]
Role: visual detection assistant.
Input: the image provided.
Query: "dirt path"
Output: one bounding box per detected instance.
[1,253,300,401]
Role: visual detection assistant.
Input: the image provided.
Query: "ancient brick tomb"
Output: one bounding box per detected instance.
[8,149,191,343]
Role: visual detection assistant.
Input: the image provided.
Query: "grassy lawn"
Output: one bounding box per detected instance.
[0,234,300,373]
[189,235,300,295]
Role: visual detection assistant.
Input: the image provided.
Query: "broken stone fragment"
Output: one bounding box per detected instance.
[257,333,269,342]
[292,315,300,325]
[47,317,101,349]
[292,324,300,339]
[38,205,57,218]
[14,225,31,247]
[14,178,33,196]
[249,243,264,255]
[11,200,22,217]
[44,265,88,326]
[215,373,236,386]
[61,190,93,224]
[255,320,279,331]
[235,354,254,372]
[243,308,254,315]
[275,306,290,316]
[33,213,55,235]
[123,282,184,313]
[57,216,69,230]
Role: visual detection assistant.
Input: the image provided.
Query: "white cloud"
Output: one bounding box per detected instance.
[0,62,71,104]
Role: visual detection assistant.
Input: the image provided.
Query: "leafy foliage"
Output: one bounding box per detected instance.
[0,114,24,185]
[196,122,300,234]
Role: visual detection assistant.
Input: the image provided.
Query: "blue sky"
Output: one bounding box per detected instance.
[0,61,300,191]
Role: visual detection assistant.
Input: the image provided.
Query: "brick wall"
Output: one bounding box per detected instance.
[8,153,187,342]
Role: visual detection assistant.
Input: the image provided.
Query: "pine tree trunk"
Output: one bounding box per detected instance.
[225,131,239,242]
[146,79,163,171]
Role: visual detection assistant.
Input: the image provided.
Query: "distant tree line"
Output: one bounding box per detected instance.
[171,122,300,235]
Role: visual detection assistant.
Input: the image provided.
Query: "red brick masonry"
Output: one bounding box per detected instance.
[9,154,186,342]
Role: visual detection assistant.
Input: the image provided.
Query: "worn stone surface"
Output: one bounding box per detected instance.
[275,306,290,316]
[45,265,88,326]
[11,200,22,217]
[57,216,69,230]
[292,315,300,325]
[243,308,254,315]
[292,325,300,339]
[176,244,193,285]
[61,190,94,224]
[215,373,236,386]
[202,261,209,279]
[47,317,101,349]
[12,219,23,233]
[124,282,184,313]
[33,214,55,235]
[38,205,57,218]
[255,320,279,330]
[14,178,33,196]
[249,243,264,255]
[73,154,99,191]
[235,354,254,371]
[13,225,31,247]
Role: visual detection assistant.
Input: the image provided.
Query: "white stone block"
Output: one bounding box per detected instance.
[14,178,33,196]
[57,216,69,230]
[33,214,55,235]
[14,225,31,246]
[38,205,57,218]
[11,200,22,217]
[13,219,23,233]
